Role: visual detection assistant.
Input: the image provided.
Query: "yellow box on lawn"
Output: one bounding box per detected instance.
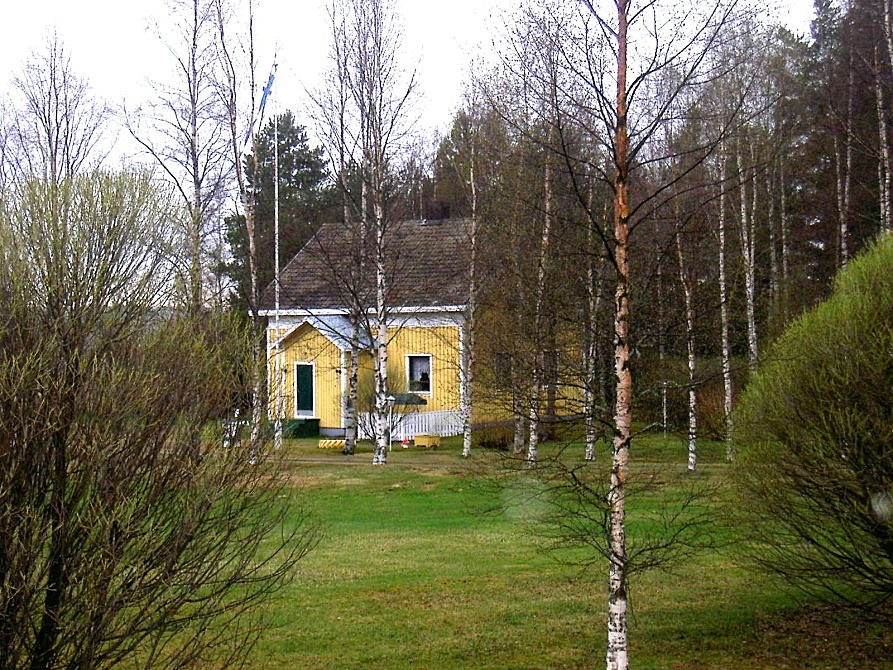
[414,434,440,449]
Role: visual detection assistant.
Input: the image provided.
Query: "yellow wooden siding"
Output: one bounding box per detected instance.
[470,345,585,426]
[269,319,586,433]
[469,396,515,426]
[386,326,460,412]
[270,322,463,431]
[271,324,343,428]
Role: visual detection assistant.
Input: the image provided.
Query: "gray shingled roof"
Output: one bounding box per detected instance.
[260,218,471,311]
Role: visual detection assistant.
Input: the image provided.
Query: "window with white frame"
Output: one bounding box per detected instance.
[407,354,432,394]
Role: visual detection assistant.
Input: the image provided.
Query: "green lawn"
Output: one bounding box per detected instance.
[246,435,893,669]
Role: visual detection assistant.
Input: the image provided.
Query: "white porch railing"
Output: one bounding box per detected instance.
[357,409,464,441]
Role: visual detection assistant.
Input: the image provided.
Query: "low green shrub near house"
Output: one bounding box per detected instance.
[282,418,321,438]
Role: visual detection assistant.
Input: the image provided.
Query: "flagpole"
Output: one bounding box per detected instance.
[272,59,283,451]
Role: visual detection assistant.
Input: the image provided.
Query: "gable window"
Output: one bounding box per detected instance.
[407,354,432,394]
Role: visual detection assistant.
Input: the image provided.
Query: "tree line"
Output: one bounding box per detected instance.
[2,0,892,668]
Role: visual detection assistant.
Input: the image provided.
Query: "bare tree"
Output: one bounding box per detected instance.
[713,142,735,454]
[672,201,699,471]
[874,45,892,234]
[310,0,416,464]
[310,0,365,455]
[504,0,751,666]
[8,33,108,185]
[213,0,273,440]
[127,0,232,312]
[436,99,486,458]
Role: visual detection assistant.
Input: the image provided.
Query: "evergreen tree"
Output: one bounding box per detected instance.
[222,112,335,312]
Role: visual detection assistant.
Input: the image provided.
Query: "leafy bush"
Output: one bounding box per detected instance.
[0,173,316,669]
[732,235,893,609]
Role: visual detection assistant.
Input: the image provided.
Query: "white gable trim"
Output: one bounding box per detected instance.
[268,317,356,352]
[259,304,466,318]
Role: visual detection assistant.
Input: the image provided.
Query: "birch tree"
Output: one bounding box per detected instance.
[436,102,487,458]
[127,0,231,313]
[875,45,893,233]
[484,5,585,462]
[525,0,748,666]
[312,0,416,463]
[351,0,417,464]
[461,118,479,459]
[713,144,735,452]
[674,217,698,471]
[308,0,366,455]
[835,64,855,266]
[809,0,856,268]
[213,0,270,439]
[735,139,760,373]
[584,190,610,461]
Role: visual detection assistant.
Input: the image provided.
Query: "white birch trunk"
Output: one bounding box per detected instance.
[749,143,760,364]
[584,220,604,461]
[876,53,892,234]
[584,356,597,461]
[459,321,473,458]
[779,157,790,323]
[527,131,555,466]
[655,219,668,439]
[460,319,474,458]
[218,8,263,447]
[527,378,540,465]
[883,3,893,236]
[835,67,854,267]
[676,231,697,472]
[343,329,359,455]
[884,0,893,68]
[737,144,758,374]
[372,204,389,465]
[606,5,630,668]
[717,168,734,455]
[461,139,478,459]
[766,167,778,312]
[513,402,526,455]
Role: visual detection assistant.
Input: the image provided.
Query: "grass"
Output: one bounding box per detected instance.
[244,434,893,669]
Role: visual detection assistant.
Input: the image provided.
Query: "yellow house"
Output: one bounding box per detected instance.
[260,219,471,438]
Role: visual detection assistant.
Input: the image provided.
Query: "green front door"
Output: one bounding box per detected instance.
[295,364,314,416]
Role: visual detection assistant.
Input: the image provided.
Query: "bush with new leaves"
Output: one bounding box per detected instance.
[733,234,893,608]
[0,172,316,670]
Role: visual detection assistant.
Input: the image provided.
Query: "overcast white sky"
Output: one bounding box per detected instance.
[1,0,816,156]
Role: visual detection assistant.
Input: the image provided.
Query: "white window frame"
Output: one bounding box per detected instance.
[406,354,433,396]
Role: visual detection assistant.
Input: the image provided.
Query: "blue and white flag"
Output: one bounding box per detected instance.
[242,63,277,154]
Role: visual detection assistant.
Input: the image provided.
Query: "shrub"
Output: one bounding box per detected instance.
[732,235,893,610]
